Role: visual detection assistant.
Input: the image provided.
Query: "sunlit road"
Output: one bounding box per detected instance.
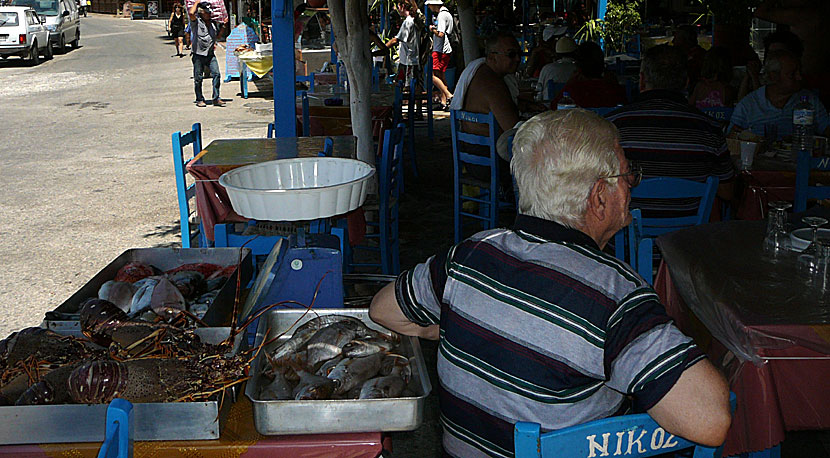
[0,14,271,337]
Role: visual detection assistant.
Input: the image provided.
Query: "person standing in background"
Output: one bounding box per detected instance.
[378,1,420,88]
[426,0,453,110]
[169,3,186,57]
[188,1,227,107]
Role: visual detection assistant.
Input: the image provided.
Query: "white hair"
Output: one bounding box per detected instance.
[510,109,620,228]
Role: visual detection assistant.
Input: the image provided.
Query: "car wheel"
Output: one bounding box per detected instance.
[71,30,80,49]
[44,40,53,59]
[28,42,40,66]
[55,33,66,54]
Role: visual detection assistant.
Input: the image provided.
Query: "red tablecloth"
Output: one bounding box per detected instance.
[0,396,388,458]
[655,262,830,455]
[734,170,796,221]
[296,105,394,139]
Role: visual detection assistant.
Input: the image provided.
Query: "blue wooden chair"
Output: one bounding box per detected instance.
[614,176,719,283]
[404,76,420,179]
[450,110,513,243]
[296,72,315,92]
[298,91,310,137]
[267,122,275,138]
[344,123,405,274]
[794,149,830,212]
[700,107,734,125]
[585,106,617,117]
[546,80,565,102]
[97,398,133,458]
[515,393,736,458]
[172,123,208,248]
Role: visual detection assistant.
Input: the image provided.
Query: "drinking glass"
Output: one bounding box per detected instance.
[763,201,792,259]
[801,216,828,258]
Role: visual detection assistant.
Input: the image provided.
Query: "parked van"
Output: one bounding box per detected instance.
[10,0,79,53]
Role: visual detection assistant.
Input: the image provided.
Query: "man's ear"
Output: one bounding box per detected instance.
[587,179,607,222]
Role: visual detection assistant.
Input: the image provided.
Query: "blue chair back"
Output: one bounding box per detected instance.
[298,91,310,137]
[97,398,133,458]
[514,393,736,458]
[321,136,334,157]
[701,107,734,133]
[546,80,565,101]
[171,122,206,248]
[795,150,830,212]
[405,77,420,178]
[267,122,275,138]
[450,109,501,243]
[372,66,380,92]
[296,72,315,92]
[345,123,405,274]
[613,177,718,283]
[634,176,719,237]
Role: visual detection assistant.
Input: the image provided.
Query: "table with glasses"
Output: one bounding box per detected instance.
[653,217,830,455]
[186,136,357,242]
[296,86,396,138]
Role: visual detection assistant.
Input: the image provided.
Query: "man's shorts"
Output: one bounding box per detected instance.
[432,51,451,72]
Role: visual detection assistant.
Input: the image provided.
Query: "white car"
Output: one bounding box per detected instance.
[10,0,79,53]
[0,6,52,65]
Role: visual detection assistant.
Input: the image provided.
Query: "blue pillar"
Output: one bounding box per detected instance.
[598,0,607,53]
[272,0,296,138]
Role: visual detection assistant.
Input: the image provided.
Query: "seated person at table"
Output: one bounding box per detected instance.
[535,35,578,101]
[729,49,830,141]
[672,24,705,92]
[368,109,732,458]
[525,23,560,78]
[607,44,735,217]
[689,46,737,109]
[551,41,627,109]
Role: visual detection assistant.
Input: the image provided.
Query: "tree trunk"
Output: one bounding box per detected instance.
[329,0,374,166]
[457,0,478,66]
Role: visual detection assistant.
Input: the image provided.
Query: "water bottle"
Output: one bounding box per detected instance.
[557,91,576,110]
[793,95,815,157]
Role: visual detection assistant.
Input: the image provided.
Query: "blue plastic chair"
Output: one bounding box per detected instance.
[614,176,719,284]
[514,393,736,458]
[345,123,405,274]
[172,123,208,248]
[97,398,133,458]
[296,72,315,92]
[794,149,830,212]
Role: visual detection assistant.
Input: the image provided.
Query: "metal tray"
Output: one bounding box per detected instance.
[244,308,432,435]
[0,327,243,444]
[44,247,253,334]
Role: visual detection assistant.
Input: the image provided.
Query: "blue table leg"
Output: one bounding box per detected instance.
[240,62,249,99]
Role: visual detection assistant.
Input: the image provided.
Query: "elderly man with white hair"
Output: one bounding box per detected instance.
[369,109,731,458]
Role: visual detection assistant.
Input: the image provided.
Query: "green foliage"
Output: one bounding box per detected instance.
[574,0,642,54]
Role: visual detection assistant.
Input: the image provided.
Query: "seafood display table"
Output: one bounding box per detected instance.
[0,394,389,457]
[186,136,357,242]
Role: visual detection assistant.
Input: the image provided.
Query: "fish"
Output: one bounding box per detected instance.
[305,321,368,369]
[326,353,382,395]
[129,276,186,319]
[98,280,136,313]
[358,375,406,399]
[342,336,400,358]
[292,369,336,400]
[259,369,292,400]
[267,315,363,365]
[315,356,343,377]
[379,353,412,384]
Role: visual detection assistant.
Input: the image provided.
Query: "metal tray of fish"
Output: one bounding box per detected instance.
[43,247,253,335]
[0,327,242,444]
[245,308,432,435]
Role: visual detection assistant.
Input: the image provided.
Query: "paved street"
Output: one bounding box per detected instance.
[0,14,272,337]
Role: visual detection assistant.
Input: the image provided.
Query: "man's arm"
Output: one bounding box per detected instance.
[484,73,521,133]
[369,282,439,340]
[187,2,197,21]
[646,359,731,447]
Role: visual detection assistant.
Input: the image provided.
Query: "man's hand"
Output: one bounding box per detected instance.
[369,282,439,340]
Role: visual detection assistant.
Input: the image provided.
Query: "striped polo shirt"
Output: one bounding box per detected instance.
[395,215,705,457]
[729,87,830,139]
[606,90,735,217]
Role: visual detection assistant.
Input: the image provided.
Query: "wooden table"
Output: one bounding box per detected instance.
[0,395,388,458]
[187,137,357,241]
[654,220,830,456]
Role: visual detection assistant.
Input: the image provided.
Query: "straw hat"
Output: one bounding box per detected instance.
[555,36,577,54]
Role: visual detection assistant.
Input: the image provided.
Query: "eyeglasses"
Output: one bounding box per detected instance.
[601,161,642,188]
[490,50,521,59]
